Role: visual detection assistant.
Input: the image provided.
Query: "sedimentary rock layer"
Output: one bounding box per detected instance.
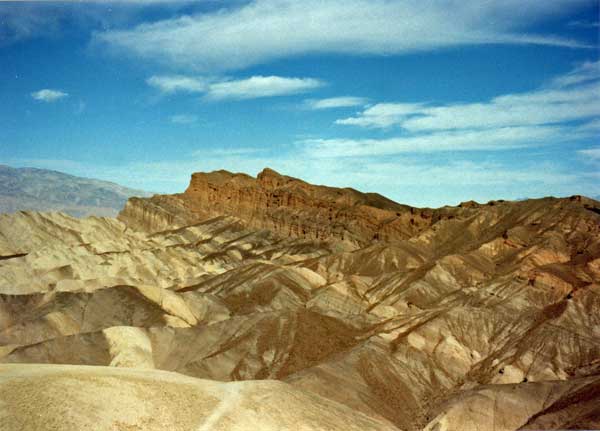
[119,168,471,244]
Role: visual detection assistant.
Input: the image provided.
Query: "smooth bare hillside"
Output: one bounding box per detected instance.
[1,169,599,430]
[0,364,395,431]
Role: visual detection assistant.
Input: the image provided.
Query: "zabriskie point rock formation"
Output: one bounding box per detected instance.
[1,167,599,431]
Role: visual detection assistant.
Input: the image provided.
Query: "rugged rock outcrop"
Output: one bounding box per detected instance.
[119,168,467,244]
[2,170,600,431]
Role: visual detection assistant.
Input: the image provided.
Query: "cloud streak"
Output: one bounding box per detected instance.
[31,89,69,102]
[0,1,195,46]
[170,114,198,124]
[550,60,600,87]
[301,61,600,156]
[147,75,208,94]
[305,97,368,110]
[336,103,424,128]
[578,147,600,161]
[568,20,600,28]
[336,61,600,132]
[147,74,323,100]
[97,0,591,72]
[301,125,573,157]
[207,76,323,100]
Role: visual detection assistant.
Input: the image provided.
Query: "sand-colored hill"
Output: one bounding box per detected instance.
[1,169,600,430]
[0,363,395,431]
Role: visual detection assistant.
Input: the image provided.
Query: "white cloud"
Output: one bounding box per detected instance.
[550,60,600,87]
[344,160,579,190]
[147,75,208,94]
[97,0,590,72]
[305,97,368,110]
[335,103,424,128]
[170,114,198,124]
[30,89,69,102]
[403,86,600,132]
[578,147,600,160]
[336,61,600,131]
[206,76,323,100]
[568,20,600,28]
[148,74,323,100]
[301,125,571,157]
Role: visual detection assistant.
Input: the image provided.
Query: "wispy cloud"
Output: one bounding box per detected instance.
[336,103,424,128]
[550,60,600,87]
[568,20,600,28]
[301,125,572,157]
[147,75,208,94]
[169,114,198,124]
[147,74,324,100]
[31,89,69,102]
[0,1,199,46]
[1,4,61,45]
[207,76,323,100]
[305,97,368,110]
[336,61,600,132]
[97,0,591,72]
[578,147,600,161]
[291,61,600,156]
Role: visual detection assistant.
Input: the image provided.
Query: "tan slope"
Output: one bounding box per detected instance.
[424,375,600,431]
[3,309,361,381]
[0,363,397,431]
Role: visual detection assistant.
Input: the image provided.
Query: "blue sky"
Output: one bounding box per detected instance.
[1,0,599,207]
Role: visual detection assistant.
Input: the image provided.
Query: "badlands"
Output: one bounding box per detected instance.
[1,168,599,430]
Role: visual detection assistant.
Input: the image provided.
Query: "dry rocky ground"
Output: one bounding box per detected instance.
[1,168,599,430]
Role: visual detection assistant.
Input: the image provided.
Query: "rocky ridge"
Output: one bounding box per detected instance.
[119,168,469,244]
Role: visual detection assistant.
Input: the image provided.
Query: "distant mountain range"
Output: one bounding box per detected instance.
[0,165,151,217]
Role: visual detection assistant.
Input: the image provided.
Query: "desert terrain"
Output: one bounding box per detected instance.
[1,168,599,430]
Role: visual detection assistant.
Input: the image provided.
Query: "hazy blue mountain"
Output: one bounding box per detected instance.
[0,165,151,217]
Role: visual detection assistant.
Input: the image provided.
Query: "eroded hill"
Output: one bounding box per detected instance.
[1,169,599,431]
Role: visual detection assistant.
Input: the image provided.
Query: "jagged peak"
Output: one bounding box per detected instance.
[257,167,283,178]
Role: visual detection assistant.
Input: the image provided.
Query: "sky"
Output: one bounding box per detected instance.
[1,0,599,207]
